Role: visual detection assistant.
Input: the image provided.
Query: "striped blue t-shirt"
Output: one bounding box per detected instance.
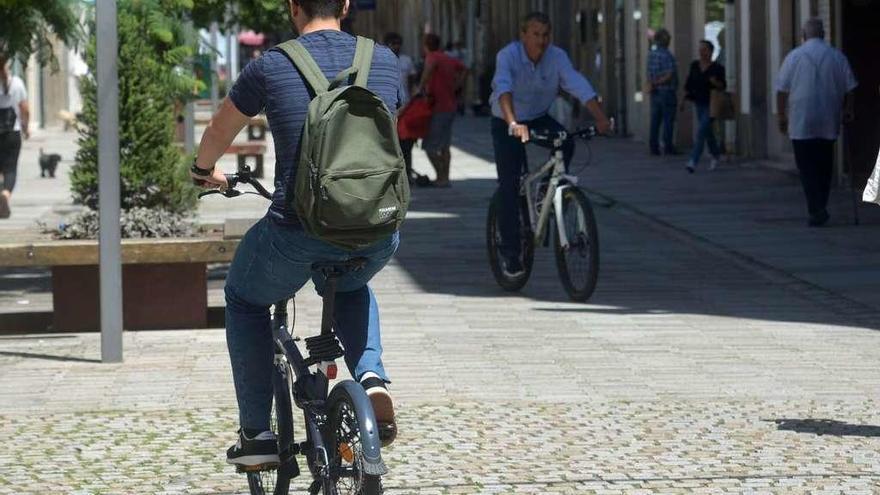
[229,30,401,225]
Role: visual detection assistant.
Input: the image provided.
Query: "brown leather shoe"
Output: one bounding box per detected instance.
[361,376,397,447]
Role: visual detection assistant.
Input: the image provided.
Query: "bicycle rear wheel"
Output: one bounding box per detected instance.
[247,363,295,495]
[486,188,535,291]
[324,385,383,495]
[553,187,599,301]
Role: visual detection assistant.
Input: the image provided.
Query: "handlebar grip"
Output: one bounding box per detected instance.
[198,189,222,199]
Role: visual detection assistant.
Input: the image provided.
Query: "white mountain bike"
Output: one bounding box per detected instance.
[487,127,602,301]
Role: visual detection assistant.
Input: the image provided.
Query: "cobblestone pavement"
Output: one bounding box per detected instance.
[1,119,880,493]
[1,400,879,494]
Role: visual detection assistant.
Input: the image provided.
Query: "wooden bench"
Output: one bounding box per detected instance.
[0,238,238,332]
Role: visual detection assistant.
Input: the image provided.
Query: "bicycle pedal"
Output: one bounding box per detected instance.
[235,461,280,473]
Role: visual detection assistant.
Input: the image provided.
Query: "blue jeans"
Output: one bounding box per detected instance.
[225,216,399,432]
[690,103,720,165]
[491,115,574,261]
[649,90,677,153]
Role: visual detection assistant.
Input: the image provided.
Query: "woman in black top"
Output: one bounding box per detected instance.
[682,40,726,172]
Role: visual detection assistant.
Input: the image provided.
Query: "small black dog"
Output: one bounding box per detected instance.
[39,149,61,178]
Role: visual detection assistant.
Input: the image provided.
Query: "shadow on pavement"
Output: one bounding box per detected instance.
[0,350,100,363]
[769,418,880,438]
[392,117,879,330]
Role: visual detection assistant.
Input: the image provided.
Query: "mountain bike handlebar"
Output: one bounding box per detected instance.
[197,166,273,200]
[529,126,601,145]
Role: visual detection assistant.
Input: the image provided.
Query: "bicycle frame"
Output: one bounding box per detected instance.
[521,138,580,250]
[201,168,386,493]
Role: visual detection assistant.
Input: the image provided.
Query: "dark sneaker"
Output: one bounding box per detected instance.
[808,211,830,227]
[361,376,397,447]
[0,193,9,219]
[226,430,280,469]
[502,257,525,278]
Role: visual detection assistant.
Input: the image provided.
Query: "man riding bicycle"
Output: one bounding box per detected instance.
[190,0,400,469]
[490,12,612,277]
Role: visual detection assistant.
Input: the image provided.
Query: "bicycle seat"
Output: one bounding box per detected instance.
[311,257,368,276]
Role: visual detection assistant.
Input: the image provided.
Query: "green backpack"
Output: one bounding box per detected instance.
[277,36,410,250]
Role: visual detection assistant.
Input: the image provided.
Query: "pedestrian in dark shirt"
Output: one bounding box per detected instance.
[682,40,725,173]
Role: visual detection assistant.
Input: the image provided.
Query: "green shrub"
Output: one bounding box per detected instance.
[70,0,201,216]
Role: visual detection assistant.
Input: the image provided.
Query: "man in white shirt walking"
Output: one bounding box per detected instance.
[775,18,857,227]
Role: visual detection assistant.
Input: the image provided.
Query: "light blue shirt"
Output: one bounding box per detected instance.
[775,38,857,140]
[490,41,597,122]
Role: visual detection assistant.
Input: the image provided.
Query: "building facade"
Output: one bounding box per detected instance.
[351,0,878,187]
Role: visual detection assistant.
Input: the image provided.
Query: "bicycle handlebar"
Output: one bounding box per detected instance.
[528,126,601,144]
[197,166,273,200]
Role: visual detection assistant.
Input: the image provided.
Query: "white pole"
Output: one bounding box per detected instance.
[96,0,123,363]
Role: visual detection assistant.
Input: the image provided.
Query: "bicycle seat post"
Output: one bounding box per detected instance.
[319,268,340,337]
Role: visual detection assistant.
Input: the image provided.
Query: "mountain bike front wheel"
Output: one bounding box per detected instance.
[486,188,535,291]
[553,187,600,302]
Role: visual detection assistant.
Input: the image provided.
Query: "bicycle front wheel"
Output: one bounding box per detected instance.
[486,188,535,291]
[553,187,600,302]
[324,384,383,495]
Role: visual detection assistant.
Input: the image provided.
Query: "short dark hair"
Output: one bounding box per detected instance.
[699,39,714,52]
[423,33,441,52]
[292,0,346,19]
[384,32,402,45]
[521,12,551,32]
[653,29,671,47]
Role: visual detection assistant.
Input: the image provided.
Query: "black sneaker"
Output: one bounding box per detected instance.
[808,211,830,227]
[226,430,280,469]
[502,257,525,278]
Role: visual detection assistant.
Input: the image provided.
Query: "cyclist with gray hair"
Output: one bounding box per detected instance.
[490,11,611,277]
[775,17,857,227]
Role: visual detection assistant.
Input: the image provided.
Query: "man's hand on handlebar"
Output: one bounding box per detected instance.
[191,166,229,191]
[594,116,613,136]
[508,121,530,143]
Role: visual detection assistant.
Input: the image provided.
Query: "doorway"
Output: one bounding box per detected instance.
[842,0,880,187]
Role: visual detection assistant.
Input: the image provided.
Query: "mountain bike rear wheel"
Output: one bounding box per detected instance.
[487,188,535,291]
[553,187,599,301]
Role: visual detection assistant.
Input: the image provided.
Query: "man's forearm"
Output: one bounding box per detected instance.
[585,98,608,123]
[776,92,788,119]
[498,93,516,124]
[654,71,672,85]
[195,98,249,169]
[844,91,855,116]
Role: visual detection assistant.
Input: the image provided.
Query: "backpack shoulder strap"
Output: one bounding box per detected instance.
[276,39,330,93]
[352,36,375,87]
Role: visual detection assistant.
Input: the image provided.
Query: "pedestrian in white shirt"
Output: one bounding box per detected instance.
[0,55,30,219]
[775,18,857,227]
